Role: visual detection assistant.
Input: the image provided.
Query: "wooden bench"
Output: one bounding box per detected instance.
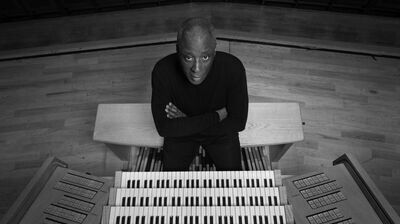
[93,103,304,170]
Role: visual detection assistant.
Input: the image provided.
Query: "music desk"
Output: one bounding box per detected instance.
[93,103,304,170]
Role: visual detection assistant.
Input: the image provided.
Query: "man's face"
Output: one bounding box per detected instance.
[178,33,216,85]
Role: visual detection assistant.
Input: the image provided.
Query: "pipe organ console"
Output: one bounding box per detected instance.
[1,154,399,224]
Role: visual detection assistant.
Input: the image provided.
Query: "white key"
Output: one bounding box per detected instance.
[109,207,116,224]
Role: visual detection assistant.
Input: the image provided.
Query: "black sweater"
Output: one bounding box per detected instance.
[151,51,248,138]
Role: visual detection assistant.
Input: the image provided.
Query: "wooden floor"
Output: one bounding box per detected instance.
[0,4,400,221]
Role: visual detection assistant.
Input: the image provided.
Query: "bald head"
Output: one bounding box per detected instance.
[177,17,216,52]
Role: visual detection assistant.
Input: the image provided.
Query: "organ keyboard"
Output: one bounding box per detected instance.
[102,170,293,224]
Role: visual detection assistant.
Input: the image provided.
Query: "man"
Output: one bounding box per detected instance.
[151,17,248,171]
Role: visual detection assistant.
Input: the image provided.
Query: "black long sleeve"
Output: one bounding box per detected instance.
[151,51,248,138]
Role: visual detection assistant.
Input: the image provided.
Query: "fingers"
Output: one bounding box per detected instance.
[165,102,185,119]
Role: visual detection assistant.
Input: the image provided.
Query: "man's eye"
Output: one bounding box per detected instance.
[184,56,193,61]
[202,56,209,61]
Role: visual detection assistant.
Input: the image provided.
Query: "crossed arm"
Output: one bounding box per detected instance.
[165,102,227,121]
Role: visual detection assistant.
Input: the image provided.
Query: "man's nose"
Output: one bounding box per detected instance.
[191,59,200,73]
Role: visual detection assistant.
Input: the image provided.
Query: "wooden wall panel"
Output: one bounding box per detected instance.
[0,3,399,59]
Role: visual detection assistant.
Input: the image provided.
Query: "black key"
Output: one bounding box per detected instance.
[218,216,222,224]
[161,216,165,224]
[223,197,226,206]
[170,216,173,224]
[179,180,182,188]
[236,197,240,206]
[209,179,212,188]
[164,197,167,206]
[184,216,188,224]
[178,197,181,206]
[191,197,194,206]
[224,216,228,224]
[204,197,207,206]
[187,180,190,187]
[195,216,199,224]
[127,197,132,206]
[264,216,268,224]
[140,197,144,206]
[204,179,207,187]
[190,216,193,224]
[144,180,148,188]
[127,180,131,188]
[221,180,224,188]
[268,197,272,206]
[245,216,249,224]
[127,216,131,224]
[255,197,259,206]
[150,216,154,224]
[256,179,260,187]
[239,216,242,224]
[234,179,237,187]
[252,179,255,187]
[210,216,214,224]
[279,216,284,224]
[156,216,160,224]
[253,216,257,224]
[174,180,177,188]
[116,216,120,224]
[196,197,199,206]
[259,216,263,224]
[217,197,221,206]
[141,216,145,224]
[230,216,234,224]
[210,197,213,206]
[137,180,140,188]
[241,197,245,206]
[239,179,242,187]
[154,197,157,206]
[269,179,273,187]
[250,197,253,206]
[149,180,153,188]
[260,197,264,206]
[228,197,232,206]
[274,197,277,206]
[246,179,250,187]
[185,197,189,206]
[172,197,175,206]
[176,216,179,224]
[146,197,149,206]
[216,179,219,188]
[264,179,268,187]
[135,216,140,224]
[157,180,160,188]
[226,179,229,187]
[159,197,162,206]
[196,180,199,188]
[204,216,207,224]
[122,197,126,206]
[133,197,136,206]
[273,216,277,224]
[166,180,170,188]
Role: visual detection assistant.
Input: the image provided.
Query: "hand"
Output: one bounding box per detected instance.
[216,107,228,121]
[165,102,186,119]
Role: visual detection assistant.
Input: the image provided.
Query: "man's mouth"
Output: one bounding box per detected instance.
[191,75,201,80]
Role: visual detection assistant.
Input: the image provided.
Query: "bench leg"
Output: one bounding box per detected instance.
[269,143,292,169]
[105,144,140,171]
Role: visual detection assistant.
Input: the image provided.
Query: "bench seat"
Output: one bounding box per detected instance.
[93,102,304,170]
